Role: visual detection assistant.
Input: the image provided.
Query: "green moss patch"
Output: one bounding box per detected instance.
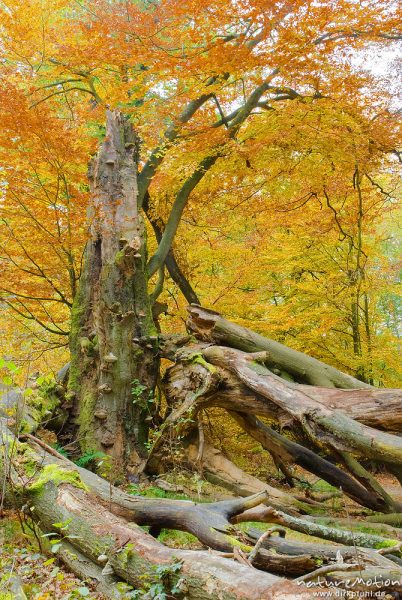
[28,464,88,493]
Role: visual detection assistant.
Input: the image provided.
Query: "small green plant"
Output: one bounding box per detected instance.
[41,518,81,554]
[131,378,147,401]
[0,357,21,386]
[131,379,155,410]
[120,560,184,599]
[52,443,69,458]
[75,450,107,468]
[127,484,167,498]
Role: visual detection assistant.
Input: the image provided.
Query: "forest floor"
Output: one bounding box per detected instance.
[0,509,104,600]
[1,466,399,600]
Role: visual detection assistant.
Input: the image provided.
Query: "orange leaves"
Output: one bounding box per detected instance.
[0,0,400,382]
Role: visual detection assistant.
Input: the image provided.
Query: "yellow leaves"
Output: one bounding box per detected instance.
[0,0,400,384]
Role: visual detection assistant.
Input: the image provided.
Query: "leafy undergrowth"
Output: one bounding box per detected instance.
[0,511,105,600]
[125,470,231,502]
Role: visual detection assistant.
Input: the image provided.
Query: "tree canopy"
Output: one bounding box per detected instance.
[0,0,401,382]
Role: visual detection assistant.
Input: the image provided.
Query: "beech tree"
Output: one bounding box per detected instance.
[1,1,402,597]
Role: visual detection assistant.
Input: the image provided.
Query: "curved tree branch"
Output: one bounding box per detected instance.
[143,191,200,304]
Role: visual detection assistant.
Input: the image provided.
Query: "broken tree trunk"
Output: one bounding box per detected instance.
[68,110,159,473]
[157,336,402,513]
[187,305,372,388]
[184,307,402,431]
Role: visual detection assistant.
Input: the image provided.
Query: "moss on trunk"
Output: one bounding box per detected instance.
[68,111,159,473]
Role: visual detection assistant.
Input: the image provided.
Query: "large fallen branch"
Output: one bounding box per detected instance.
[229,412,390,511]
[186,305,371,389]
[158,343,402,513]
[201,345,402,471]
[1,421,312,599]
[4,421,402,596]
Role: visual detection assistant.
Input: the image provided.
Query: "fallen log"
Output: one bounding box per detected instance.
[187,305,371,388]
[246,528,396,568]
[234,505,397,549]
[0,421,313,599]
[186,306,402,435]
[184,435,313,514]
[3,421,402,596]
[34,479,292,599]
[160,347,402,512]
[200,345,402,510]
[230,411,388,512]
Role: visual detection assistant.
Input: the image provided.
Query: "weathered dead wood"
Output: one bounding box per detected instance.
[306,515,402,540]
[230,412,387,512]
[161,340,402,432]
[186,305,402,443]
[184,435,314,514]
[34,480,295,600]
[56,540,120,598]
[68,110,159,471]
[247,527,402,589]
[201,346,402,503]
[246,529,396,568]
[299,386,402,433]
[186,305,371,388]
[23,433,274,553]
[5,421,402,595]
[1,423,313,598]
[159,349,402,512]
[234,505,397,549]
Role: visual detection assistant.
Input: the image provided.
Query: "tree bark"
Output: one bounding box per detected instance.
[0,421,321,599]
[3,421,401,597]
[230,412,389,512]
[68,111,159,473]
[158,340,402,512]
[202,346,402,472]
[187,305,372,388]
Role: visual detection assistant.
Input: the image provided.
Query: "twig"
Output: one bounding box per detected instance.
[233,546,253,567]
[295,562,359,583]
[196,412,205,466]
[377,542,402,555]
[19,433,74,464]
[248,526,286,564]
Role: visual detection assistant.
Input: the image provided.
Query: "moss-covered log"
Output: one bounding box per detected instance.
[0,422,319,598]
[4,419,402,596]
[32,481,294,600]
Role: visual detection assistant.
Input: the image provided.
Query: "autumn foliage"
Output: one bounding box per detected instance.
[0,0,400,383]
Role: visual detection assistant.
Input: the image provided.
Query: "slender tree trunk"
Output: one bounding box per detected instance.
[68,111,158,474]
